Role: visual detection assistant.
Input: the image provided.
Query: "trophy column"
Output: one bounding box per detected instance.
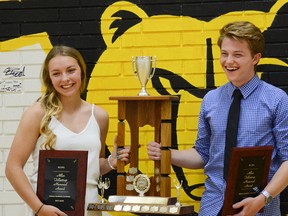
[109,96,179,197]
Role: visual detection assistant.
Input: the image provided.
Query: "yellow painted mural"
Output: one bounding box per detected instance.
[87,0,288,211]
[1,0,288,214]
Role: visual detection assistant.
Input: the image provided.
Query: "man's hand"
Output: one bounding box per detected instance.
[230,195,266,216]
[147,141,161,160]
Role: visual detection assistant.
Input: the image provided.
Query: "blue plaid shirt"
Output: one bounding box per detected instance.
[195,75,288,216]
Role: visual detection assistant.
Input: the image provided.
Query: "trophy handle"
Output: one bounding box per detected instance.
[132,56,138,79]
[150,56,156,79]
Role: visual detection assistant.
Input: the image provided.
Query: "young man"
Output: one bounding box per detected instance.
[148,21,288,216]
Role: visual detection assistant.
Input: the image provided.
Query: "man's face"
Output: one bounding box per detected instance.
[220,37,261,88]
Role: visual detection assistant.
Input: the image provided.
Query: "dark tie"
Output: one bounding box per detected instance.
[224,89,243,180]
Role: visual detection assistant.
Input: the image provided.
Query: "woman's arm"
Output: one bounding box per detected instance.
[5,103,66,216]
[6,103,44,213]
[95,105,130,175]
[94,105,115,175]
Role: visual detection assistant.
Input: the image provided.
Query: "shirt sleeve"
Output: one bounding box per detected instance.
[273,90,288,162]
[194,95,211,165]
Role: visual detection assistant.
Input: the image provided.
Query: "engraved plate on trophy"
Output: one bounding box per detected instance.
[141,205,150,212]
[150,206,159,212]
[123,205,131,212]
[132,205,141,212]
[133,174,151,196]
[132,56,156,96]
[114,205,122,211]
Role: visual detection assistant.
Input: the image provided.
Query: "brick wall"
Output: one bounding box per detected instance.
[0,43,46,215]
[0,1,288,215]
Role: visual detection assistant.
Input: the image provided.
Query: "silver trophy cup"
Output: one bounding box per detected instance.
[132,56,156,96]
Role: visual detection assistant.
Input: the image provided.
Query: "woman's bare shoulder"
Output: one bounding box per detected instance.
[22,101,45,121]
[15,102,44,139]
[93,104,109,119]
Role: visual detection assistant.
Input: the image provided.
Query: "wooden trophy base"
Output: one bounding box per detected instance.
[87,195,194,215]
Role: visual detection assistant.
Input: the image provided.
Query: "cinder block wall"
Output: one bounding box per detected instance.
[0,1,288,215]
[0,43,47,215]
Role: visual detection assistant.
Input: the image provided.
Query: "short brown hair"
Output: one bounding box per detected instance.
[217,21,265,56]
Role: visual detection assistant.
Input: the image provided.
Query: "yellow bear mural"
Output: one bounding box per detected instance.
[1,0,288,214]
[87,0,288,211]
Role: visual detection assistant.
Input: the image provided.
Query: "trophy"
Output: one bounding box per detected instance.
[132,56,156,96]
[173,179,183,207]
[96,176,111,203]
[88,175,195,214]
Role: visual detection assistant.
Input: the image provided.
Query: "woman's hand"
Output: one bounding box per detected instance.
[36,204,67,216]
[109,136,130,168]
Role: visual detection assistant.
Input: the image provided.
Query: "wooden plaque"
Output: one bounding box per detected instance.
[36,150,88,216]
[222,146,273,215]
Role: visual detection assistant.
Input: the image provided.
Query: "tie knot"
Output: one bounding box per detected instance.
[233,89,242,99]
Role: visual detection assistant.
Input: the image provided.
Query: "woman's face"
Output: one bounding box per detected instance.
[48,55,82,98]
[220,37,261,88]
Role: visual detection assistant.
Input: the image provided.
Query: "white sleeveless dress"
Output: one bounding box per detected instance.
[28,104,102,216]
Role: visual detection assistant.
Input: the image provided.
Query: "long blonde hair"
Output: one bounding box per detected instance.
[38,45,87,149]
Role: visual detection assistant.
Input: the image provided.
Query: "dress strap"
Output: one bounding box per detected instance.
[91,104,95,117]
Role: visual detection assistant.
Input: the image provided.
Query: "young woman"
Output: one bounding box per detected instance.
[5,45,130,216]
